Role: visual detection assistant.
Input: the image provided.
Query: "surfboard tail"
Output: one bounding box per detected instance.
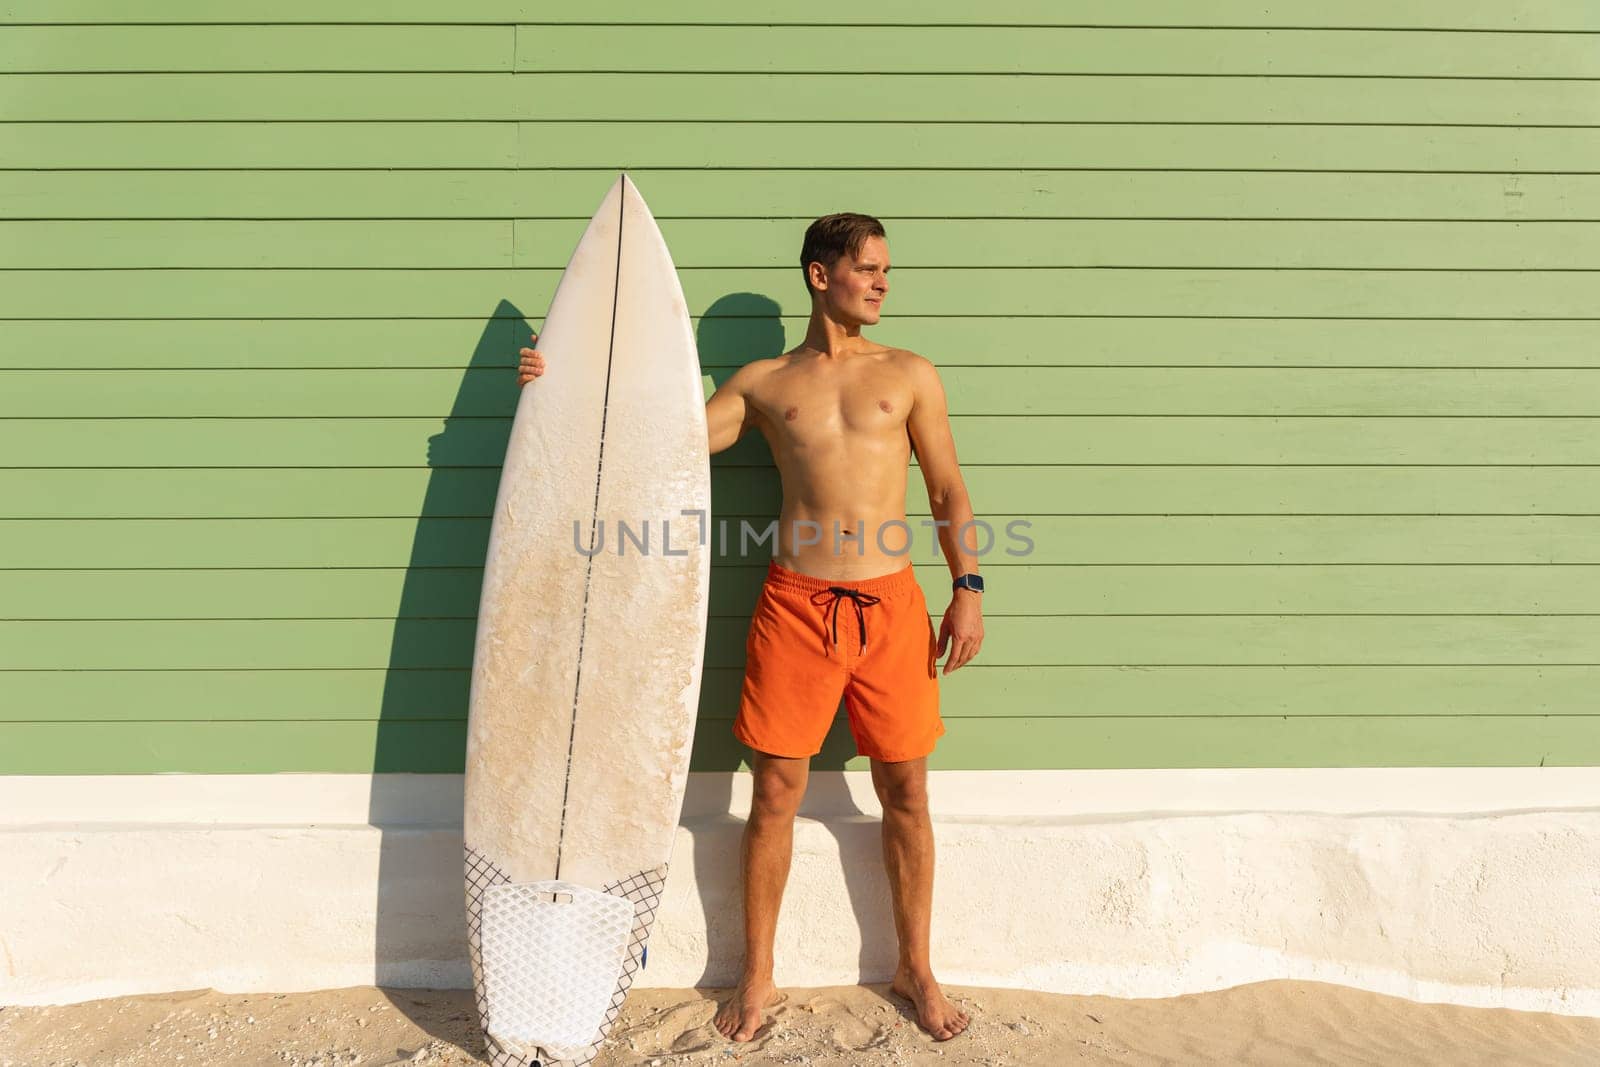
[466,843,668,1066]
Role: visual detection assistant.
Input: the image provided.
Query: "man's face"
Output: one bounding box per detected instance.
[814,235,890,326]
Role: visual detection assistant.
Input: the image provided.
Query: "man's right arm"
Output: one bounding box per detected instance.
[705,363,760,456]
[518,332,758,456]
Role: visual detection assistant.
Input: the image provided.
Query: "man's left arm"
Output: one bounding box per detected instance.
[905,353,984,675]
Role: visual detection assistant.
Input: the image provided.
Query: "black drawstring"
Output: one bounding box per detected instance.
[809,586,882,653]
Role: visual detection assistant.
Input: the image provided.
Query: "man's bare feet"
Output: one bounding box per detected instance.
[889,967,971,1041]
[712,974,782,1043]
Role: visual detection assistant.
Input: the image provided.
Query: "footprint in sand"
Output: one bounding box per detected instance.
[608,996,717,1055]
[794,995,892,1053]
[613,993,785,1056]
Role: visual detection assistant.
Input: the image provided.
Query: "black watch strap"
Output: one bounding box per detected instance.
[952,573,984,593]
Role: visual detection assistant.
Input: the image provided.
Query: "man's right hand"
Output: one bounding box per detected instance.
[517,331,546,388]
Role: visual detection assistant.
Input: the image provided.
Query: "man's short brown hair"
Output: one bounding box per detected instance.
[799,212,886,294]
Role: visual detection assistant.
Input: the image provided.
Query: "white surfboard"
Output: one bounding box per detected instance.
[463,174,711,1067]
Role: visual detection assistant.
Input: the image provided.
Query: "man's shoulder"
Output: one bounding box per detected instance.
[883,346,940,380]
[725,354,789,384]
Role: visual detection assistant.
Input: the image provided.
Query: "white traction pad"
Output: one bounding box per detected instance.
[478,880,637,1062]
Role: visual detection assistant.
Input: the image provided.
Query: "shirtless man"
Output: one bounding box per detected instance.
[517,213,982,1043]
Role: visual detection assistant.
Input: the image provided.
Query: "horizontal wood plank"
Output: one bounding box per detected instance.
[6,416,1600,467]
[0,25,512,72]
[0,714,1592,775]
[3,465,1599,519]
[4,2,1599,31]
[518,26,1600,78]
[5,564,1600,620]
[9,122,1599,171]
[6,171,1590,220]
[0,121,518,168]
[2,515,1597,568]
[3,664,1597,724]
[7,616,1599,671]
[7,319,1600,372]
[6,367,1598,418]
[7,24,1598,77]
[4,267,1600,319]
[2,73,1595,124]
[7,219,1600,270]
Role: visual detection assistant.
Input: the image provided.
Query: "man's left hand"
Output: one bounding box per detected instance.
[937,591,985,675]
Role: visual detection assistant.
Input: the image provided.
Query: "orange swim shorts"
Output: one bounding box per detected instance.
[733,560,944,762]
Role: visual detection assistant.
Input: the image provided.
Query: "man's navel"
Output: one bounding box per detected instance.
[785,406,799,421]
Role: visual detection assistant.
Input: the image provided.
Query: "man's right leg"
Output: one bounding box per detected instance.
[712,750,809,1042]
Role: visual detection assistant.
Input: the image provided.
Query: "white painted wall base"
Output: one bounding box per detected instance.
[3,771,1598,1017]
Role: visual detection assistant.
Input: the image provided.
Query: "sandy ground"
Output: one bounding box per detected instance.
[3,980,1598,1067]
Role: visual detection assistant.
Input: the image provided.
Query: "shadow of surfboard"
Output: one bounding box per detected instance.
[366,299,526,1058]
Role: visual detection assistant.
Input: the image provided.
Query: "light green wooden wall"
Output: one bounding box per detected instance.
[3,2,1598,773]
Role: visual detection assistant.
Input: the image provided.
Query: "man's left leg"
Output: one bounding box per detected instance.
[870,755,971,1040]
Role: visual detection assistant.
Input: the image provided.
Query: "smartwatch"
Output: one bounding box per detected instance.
[952,573,984,594]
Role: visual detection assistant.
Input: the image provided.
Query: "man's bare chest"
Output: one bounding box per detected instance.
[751,366,914,447]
